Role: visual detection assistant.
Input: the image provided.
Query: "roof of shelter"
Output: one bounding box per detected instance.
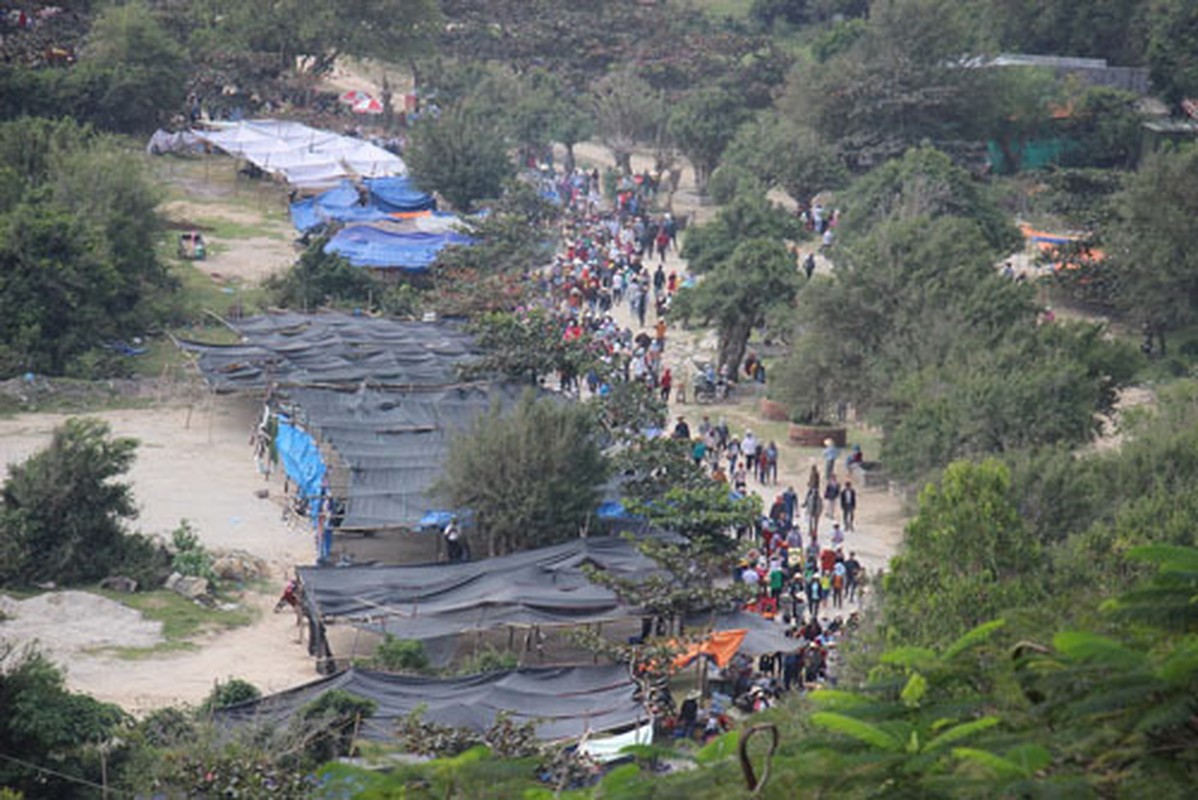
[183,313,523,529]
[298,536,660,638]
[216,663,645,742]
[180,312,483,392]
[195,120,405,190]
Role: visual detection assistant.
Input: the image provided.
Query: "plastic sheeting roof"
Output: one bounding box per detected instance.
[195,120,405,189]
[289,177,436,233]
[216,664,645,742]
[287,382,530,529]
[298,537,659,639]
[182,313,513,529]
[180,313,482,392]
[324,226,470,272]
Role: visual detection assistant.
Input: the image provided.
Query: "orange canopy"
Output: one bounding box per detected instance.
[672,629,747,670]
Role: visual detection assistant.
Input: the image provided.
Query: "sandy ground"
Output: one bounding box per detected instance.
[0,397,320,711]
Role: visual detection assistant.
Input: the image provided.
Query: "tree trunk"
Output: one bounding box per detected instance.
[563,142,576,176]
[614,149,633,176]
[719,318,753,378]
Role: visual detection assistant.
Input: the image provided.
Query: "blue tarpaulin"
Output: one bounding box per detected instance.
[368,176,437,214]
[275,416,326,518]
[290,177,435,233]
[325,227,471,272]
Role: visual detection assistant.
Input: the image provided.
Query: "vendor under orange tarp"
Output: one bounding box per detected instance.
[672,629,747,670]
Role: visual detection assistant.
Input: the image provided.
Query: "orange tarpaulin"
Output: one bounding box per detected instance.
[672,629,747,670]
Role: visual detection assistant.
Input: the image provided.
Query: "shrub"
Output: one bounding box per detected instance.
[372,635,430,673]
[170,519,216,585]
[201,678,261,713]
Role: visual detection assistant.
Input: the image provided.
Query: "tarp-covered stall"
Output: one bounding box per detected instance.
[217,664,646,742]
[289,177,437,233]
[181,313,505,534]
[298,536,660,667]
[325,227,470,272]
[194,120,406,190]
[179,312,482,392]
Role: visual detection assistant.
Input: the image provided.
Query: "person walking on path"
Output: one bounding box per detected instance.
[823,473,840,522]
[840,479,857,532]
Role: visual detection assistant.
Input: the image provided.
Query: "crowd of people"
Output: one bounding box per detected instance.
[467,163,876,735]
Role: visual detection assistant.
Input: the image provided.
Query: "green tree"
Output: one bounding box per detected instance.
[405,103,515,212]
[680,192,802,275]
[436,392,609,557]
[722,113,849,207]
[266,235,385,311]
[1147,0,1198,104]
[589,69,663,175]
[0,119,169,376]
[199,0,439,75]
[884,460,1043,646]
[0,418,142,586]
[0,644,129,798]
[782,0,991,169]
[464,309,593,386]
[883,323,1138,478]
[772,213,1032,431]
[667,88,749,195]
[675,238,802,375]
[1108,144,1198,354]
[839,145,1020,254]
[1058,86,1144,169]
[436,179,560,274]
[82,0,188,132]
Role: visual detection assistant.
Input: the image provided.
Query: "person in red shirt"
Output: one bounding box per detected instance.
[660,367,672,402]
[819,547,836,575]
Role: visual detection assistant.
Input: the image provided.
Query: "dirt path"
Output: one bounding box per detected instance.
[572,140,911,578]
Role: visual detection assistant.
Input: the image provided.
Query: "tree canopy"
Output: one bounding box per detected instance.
[0,417,161,587]
[436,392,609,557]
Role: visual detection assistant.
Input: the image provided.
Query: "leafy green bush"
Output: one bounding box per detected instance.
[170,519,216,585]
[458,648,519,675]
[200,678,261,713]
[373,635,430,673]
[295,689,377,763]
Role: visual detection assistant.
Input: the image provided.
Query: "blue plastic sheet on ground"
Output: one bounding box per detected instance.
[324,227,471,271]
[275,417,326,513]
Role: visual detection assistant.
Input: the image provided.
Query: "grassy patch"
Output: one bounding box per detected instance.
[93,588,260,659]
[167,260,271,320]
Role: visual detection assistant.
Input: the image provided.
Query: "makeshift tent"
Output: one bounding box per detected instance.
[182,314,507,530]
[289,177,436,233]
[179,313,483,392]
[194,120,405,190]
[216,664,646,742]
[579,721,655,762]
[672,630,747,670]
[324,227,469,272]
[275,415,326,520]
[688,610,797,657]
[284,382,531,530]
[298,536,662,666]
[146,129,205,156]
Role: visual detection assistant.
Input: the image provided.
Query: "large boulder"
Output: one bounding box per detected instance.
[211,550,269,582]
[165,571,210,599]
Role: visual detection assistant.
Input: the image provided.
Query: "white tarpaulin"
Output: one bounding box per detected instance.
[196,120,405,189]
[578,722,655,762]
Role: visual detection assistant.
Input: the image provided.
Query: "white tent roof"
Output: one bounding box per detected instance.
[197,120,405,189]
